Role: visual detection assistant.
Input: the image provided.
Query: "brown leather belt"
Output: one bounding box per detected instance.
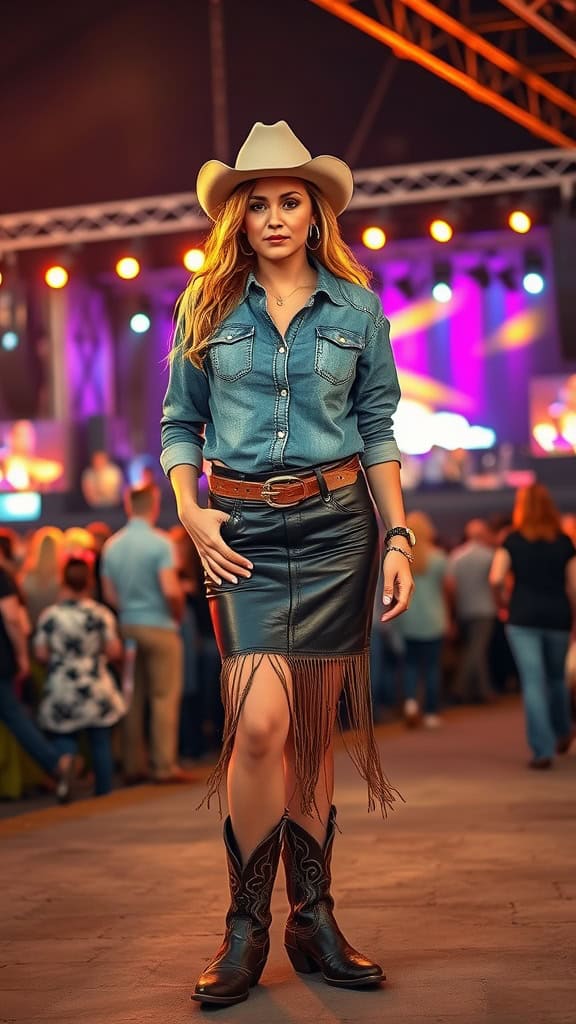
[209,455,361,508]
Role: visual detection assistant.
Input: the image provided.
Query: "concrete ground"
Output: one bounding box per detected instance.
[1,698,575,1024]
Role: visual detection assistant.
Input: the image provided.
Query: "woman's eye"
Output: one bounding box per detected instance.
[284,200,299,209]
[249,203,265,212]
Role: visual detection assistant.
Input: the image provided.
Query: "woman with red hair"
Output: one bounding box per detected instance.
[490,483,576,768]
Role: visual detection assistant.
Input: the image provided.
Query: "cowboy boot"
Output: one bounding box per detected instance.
[283,805,384,988]
[192,814,285,1006]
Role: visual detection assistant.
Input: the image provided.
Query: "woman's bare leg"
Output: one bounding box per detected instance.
[283,670,341,845]
[284,727,335,845]
[227,656,293,863]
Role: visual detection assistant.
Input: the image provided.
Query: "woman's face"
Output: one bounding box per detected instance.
[243,177,315,262]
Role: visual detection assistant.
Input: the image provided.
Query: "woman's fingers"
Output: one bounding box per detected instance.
[380,556,414,622]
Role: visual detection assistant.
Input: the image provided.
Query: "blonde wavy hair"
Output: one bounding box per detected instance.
[22,527,64,583]
[174,180,371,368]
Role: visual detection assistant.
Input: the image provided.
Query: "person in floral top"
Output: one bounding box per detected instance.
[34,557,125,800]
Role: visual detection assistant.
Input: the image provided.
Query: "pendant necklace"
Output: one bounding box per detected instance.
[269,283,314,307]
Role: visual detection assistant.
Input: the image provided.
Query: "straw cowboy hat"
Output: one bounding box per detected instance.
[196,120,354,220]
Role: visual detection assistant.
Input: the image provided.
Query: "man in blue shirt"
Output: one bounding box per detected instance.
[101,484,188,783]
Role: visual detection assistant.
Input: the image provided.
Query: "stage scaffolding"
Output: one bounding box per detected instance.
[0,148,575,253]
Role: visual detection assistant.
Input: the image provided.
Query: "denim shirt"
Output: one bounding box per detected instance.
[160,261,401,476]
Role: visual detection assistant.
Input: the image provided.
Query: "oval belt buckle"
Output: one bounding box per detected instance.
[261,474,307,507]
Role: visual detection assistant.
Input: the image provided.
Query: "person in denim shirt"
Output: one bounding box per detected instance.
[161,121,414,1007]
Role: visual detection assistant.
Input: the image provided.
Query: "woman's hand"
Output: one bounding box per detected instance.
[178,503,252,586]
[380,550,414,622]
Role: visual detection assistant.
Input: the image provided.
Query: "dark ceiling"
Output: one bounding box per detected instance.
[0,0,546,216]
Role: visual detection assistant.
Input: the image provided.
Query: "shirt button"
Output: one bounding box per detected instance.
[226,334,233,340]
[280,389,288,397]
[339,336,346,343]
[278,346,286,353]
[277,430,285,438]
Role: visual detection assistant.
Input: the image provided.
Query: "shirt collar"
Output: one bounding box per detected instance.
[242,258,348,306]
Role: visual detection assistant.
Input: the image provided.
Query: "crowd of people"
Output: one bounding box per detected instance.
[0,479,574,804]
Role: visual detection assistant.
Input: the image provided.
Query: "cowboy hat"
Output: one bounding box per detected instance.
[196,120,354,220]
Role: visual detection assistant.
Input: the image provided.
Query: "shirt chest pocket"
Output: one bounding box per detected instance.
[314,326,365,385]
[208,325,255,382]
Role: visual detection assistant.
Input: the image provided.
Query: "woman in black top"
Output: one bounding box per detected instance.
[490,484,576,768]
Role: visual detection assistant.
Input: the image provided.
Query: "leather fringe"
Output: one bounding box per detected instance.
[199,651,403,819]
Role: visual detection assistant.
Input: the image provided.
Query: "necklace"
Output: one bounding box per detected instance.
[267,282,315,307]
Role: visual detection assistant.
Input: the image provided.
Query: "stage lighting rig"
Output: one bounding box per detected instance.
[522,251,545,295]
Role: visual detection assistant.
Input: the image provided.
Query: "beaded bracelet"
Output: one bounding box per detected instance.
[385,544,414,564]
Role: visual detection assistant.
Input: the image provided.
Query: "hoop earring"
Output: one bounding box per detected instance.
[238,233,255,257]
[306,223,321,251]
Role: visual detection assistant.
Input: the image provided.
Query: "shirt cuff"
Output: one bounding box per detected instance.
[360,441,402,468]
[160,442,204,476]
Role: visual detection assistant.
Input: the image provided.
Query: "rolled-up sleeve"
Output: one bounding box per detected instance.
[160,339,211,476]
[353,313,402,467]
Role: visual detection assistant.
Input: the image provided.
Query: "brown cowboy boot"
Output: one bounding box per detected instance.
[192,814,285,1006]
[283,805,384,988]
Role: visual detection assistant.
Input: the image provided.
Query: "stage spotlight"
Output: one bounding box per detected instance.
[469,265,491,288]
[1,331,19,351]
[130,312,151,334]
[432,262,452,303]
[522,252,545,295]
[183,248,205,272]
[430,219,453,243]
[509,210,532,234]
[116,257,141,280]
[45,265,69,289]
[362,226,386,250]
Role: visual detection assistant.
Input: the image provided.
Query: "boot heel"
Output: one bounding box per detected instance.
[285,943,319,974]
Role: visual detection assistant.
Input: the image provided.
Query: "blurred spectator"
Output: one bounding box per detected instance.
[101,484,190,783]
[446,519,498,704]
[20,526,64,628]
[171,525,223,759]
[490,483,576,769]
[397,511,449,728]
[62,527,96,558]
[81,450,124,508]
[86,521,113,604]
[34,557,125,800]
[0,530,72,793]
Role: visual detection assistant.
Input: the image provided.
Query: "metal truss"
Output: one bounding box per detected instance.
[0,148,574,252]
[310,0,576,147]
[0,194,208,252]
[350,146,576,207]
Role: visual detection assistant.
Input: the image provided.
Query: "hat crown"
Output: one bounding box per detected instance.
[235,121,312,172]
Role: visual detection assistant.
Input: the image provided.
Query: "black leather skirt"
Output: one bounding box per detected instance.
[202,463,400,818]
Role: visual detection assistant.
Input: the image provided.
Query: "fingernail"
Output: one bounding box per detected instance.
[383,595,392,605]
[231,576,238,584]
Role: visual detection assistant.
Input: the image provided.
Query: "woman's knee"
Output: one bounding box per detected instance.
[235,707,289,762]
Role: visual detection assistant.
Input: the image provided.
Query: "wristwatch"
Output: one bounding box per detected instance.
[384,526,416,548]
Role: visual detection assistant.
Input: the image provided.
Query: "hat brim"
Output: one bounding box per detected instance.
[196,156,354,220]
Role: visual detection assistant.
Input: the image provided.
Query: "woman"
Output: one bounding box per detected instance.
[34,556,125,799]
[161,121,414,1006]
[20,527,64,629]
[398,511,448,728]
[490,483,576,769]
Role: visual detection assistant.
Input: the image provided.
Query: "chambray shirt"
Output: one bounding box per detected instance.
[160,261,401,476]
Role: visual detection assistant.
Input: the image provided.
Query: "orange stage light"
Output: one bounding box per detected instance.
[116,257,141,280]
[45,266,69,289]
[430,219,453,243]
[183,248,206,272]
[362,226,386,250]
[508,210,532,234]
